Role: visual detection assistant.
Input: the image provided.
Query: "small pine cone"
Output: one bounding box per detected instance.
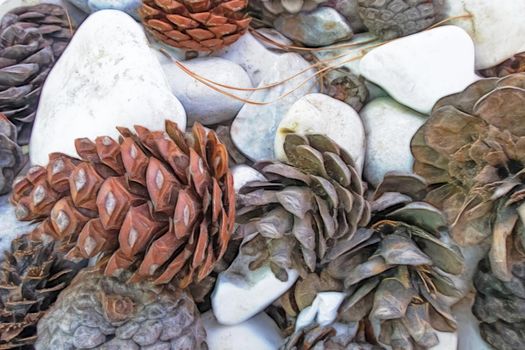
[480,52,525,78]
[35,268,207,350]
[0,114,26,195]
[236,133,371,281]
[357,0,436,40]
[140,0,251,52]
[324,68,369,112]
[10,121,235,288]
[0,234,86,349]
[0,4,72,145]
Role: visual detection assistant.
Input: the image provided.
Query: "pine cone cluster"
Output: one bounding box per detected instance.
[236,133,370,281]
[140,0,251,52]
[0,4,72,145]
[0,234,86,349]
[11,121,235,288]
[35,268,207,349]
[324,68,369,112]
[0,114,25,195]
[357,0,437,40]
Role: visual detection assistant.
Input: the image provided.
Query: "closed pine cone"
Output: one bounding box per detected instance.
[140,0,251,52]
[0,4,72,145]
[35,268,207,350]
[11,121,235,288]
[0,234,86,350]
[0,114,26,195]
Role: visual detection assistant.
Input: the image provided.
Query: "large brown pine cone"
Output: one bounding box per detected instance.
[140,0,251,52]
[0,234,86,350]
[0,4,72,145]
[357,0,436,40]
[332,173,464,350]
[236,133,370,282]
[35,268,207,350]
[11,121,235,288]
[0,114,26,195]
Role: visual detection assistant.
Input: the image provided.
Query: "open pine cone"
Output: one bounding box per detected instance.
[140,0,251,52]
[0,114,26,195]
[0,234,86,350]
[36,268,207,349]
[0,4,72,145]
[11,121,235,288]
[236,133,370,282]
[480,52,525,78]
[357,0,436,40]
[330,172,464,350]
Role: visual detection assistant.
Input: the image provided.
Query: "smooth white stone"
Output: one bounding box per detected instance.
[203,311,283,350]
[66,0,140,19]
[275,93,365,173]
[30,10,186,165]
[453,294,492,350]
[442,0,525,69]
[360,26,479,114]
[295,292,346,331]
[430,331,458,350]
[0,194,36,261]
[231,53,318,161]
[211,251,299,325]
[361,97,426,187]
[231,165,267,193]
[219,32,284,86]
[159,57,253,125]
[0,0,86,25]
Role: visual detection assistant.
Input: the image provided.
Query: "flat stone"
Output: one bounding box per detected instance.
[431,332,458,350]
[231,165,267,193]
[360,25,479,114]
[231,53,318,161]
[65,0,140,19]
[442,0,525,69]
[325,0,365,32]
[360,97,426,187]
[275,93,365,173]
[211,251,299,325]
[274,7,353,47]
[203,311,283,350]
[158,57,252,125]
[30,10,186,165]
[295,292,346,331]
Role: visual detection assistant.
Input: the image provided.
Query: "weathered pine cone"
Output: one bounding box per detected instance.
[236,133,370,282]
[0,4,72,145]
[140,0,251,52]
[480,52,525,78]
[11,121,235,288]
[333,172,464,350]
[0,234,86,349]
[357,0,436,40]
[324,68,369,112]
[282,323,382,350]
[473,257,525,350]
[0,114,26,195]
[35,268,207,350]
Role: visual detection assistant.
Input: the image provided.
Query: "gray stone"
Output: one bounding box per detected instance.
[66,0,140,19]
[325,0,366,32]
[275,7,353,47]
[231,53,318,161]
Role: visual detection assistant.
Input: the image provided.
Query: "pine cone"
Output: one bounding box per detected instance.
[282,323,382,350]
[324,68,369,112]
[357,0,436,40]
[140,0,251,52]
[480,52,525,78]
[0,234,86,349]
[35,268,207,350]
[11,121,236,288]
[236,133,370,282]
[472,258,525,350]
[332,172,464,350]
[0,114,26,195]
[0,4,72,145]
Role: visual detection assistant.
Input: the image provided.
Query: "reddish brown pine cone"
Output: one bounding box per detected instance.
[11,121,236,288]
[140,0,251,52]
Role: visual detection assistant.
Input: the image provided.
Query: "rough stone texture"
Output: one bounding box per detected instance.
[274,93,366,173]
[158,57,253,125]
[231,53,318,161]
[360,97,426,187]
[274,7,353,47]
[360,25,479,114]
[30,10,186,165]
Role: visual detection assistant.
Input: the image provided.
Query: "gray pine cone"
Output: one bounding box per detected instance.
[0,113,25,194]
[36,269,208,350]
[357,0,436,40]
